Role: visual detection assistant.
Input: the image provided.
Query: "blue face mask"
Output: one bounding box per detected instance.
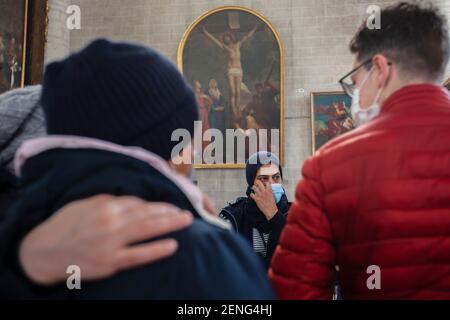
[271,183,285,203]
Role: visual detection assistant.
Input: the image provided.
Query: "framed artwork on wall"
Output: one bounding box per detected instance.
[0,0,48,95]
[25,0,49,86]
[310,91,355,153]
[444,77,450,91]
[178,6,284,168]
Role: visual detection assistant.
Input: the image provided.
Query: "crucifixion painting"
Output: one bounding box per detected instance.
[178,7,283,167]
[202,24,259,128]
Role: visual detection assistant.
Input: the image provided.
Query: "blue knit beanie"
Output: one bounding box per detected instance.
[40,39,199,160]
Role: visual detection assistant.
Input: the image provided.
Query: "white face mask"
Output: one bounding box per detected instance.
[351,67,383,127]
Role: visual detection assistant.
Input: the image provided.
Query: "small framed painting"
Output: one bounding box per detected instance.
[310,91,355,153]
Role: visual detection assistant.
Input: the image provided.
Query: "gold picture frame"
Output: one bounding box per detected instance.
[21,0,28,88]
[25,0,49,86]
[177,6,284,169]
[310,91,354,154]
[0,0,48,94]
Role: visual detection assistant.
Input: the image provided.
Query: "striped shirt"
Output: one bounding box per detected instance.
[252,228,270,257]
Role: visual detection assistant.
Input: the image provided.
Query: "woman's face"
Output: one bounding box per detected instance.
[254,163,282,186]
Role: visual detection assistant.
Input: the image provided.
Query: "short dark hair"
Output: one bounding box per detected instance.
[350,2,450,81]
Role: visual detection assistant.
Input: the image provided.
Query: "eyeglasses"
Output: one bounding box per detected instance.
[339,58,393,98]
[339,58,373,98]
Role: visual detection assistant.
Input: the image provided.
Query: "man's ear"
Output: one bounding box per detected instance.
[372,54,391,89]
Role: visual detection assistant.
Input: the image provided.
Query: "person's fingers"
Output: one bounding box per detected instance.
[250,192,263,203]
[57,194,117,216]
[255,180,266,190]
[120,202,185,224]
[252,182,263,194]
[106,196,149,214]
[112,204,182,239]
[123,212,193,244]
[138,202,185,219]
[115,239,179,271]
[256,180,270,193]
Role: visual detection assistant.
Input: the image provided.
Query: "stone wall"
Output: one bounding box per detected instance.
[42,0,450,209]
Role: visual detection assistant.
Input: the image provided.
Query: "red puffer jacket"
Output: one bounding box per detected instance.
[269,84,450,300]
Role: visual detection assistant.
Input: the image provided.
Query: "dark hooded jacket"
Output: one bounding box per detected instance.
[0,136,274,299]
[220,195,290,269]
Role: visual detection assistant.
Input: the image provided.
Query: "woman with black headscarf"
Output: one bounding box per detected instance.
[219,151,291,268]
